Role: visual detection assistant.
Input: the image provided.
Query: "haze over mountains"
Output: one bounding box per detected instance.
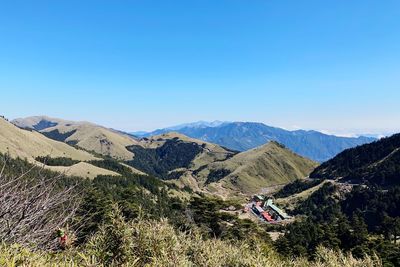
[133,121,376,162]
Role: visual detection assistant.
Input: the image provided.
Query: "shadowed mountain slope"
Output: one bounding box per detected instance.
[310,133,400,186]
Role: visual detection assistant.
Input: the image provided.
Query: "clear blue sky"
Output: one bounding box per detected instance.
[1,0,399,134]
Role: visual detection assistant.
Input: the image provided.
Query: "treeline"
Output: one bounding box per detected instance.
[205,168,231,184]
[88,159,133,176]
[2,152,272,251]
[35,156,80,166]
[3,154,85,187]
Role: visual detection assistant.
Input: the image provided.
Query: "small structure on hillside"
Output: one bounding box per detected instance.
[263,199,291,221]
[247,195,291,223]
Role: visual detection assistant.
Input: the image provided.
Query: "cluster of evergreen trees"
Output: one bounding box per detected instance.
[35,156,80,166]
[275,182,400,266]
[311,134,400,186]
[126,139,203,178]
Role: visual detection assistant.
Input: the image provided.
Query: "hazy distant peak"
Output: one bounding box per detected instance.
[166,120,229,130]
[131,121,230,137]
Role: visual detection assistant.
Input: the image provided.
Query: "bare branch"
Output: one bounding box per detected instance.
[0,159,81,249]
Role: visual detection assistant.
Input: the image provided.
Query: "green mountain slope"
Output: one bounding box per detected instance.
[310,133,400,186]
[11,116,317,195]
[191,141,317,195]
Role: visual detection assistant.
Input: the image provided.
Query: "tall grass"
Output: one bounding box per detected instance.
[0,206,382,267]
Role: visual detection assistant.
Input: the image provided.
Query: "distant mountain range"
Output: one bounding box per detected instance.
[131,120,228,136]
[310,133,400,186]
[9,116,317,195]
[132,122,376,162]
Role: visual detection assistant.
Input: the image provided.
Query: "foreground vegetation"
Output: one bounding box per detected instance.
[0,206,382,267]
[0,153,396,266]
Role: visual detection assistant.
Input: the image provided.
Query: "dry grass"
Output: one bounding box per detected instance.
[42,123,138,160]
[44,162,120,179]
[0,118,96,162]
[0,206,382,267]
[13,115,140,160]
[195,142,318,195]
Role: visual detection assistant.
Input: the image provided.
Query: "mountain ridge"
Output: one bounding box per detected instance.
[10,116,318,195]
[12,116,140,160]
[192,141,317,196]
[135,121,376,162]
[310,133,400,186]
[0,117,120,178]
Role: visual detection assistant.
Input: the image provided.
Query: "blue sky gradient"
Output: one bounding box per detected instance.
[0,1,399,134]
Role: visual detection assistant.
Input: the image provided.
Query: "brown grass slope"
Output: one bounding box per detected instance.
[13,116,139,160]
[196,141,318,195]
[0,117,95,161]
[1,117,119,178]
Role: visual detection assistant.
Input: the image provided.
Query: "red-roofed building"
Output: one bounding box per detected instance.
[261,211,274,222]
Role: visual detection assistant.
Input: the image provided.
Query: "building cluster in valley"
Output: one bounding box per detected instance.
[244,195,291,223]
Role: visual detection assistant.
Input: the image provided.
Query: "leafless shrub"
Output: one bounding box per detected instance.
[0,156,81,249]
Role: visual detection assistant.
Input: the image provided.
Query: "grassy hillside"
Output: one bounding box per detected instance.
[0,117,96,162]
[130,136,317,197]
[8,116,318,196]
[44,162,119,179]
[0,117,126,178]
[13,116,139,160]
[195,141,317,195]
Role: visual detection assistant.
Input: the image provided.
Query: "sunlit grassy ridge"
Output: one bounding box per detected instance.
[14,116,140,160]
[196,141,318,196]
[0,117,96,162]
